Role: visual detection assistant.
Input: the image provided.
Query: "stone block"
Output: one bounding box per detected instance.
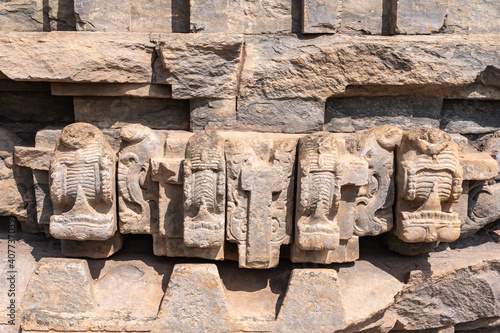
[276,269,347,332]
[190,0,228,32]
[0,0,44,32]
[130,0,172,33]
[51,83,173,98]
[223,132,298,268]
[396,0,448,34]
[60,232,123,259]
[75,0,130,31]
[190,98,236,132]
[48,0,76,31]
[303,0,341,34]
[441,99,500,135]
[118,125,163,234]
[237,98,325,133]
[324,96,442,132]
[74,96,190,130]
[155,264,231,332]
[155,34,244,99]
[447,0,500,33]
[341,0,384,34]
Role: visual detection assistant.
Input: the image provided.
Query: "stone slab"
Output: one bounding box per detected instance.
[341,0,384,34]
[190,0,228,32]
[396,0,448,34]
[51,83,172,98]
[303,0,341,34]
[74,96,190,130]
[75,0,130,31]
[441,99,500,135]
[0,0,44,32]
[447,0,500,34]
[190,98,237,131]
[130,0,174,33]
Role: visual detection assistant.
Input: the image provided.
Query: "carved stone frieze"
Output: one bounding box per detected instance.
[118,124,163,234]
[225,133,298,269]
[183,131,226,249]
[291,132,368,264]
[49,123,117,241]
[355,125,403,236]
[395,128,464,243]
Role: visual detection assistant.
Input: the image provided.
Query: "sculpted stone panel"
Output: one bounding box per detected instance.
[355,126,403,236]
[395,128,464,243]
[118,124,163,234]
[183,131,226,249]
[225,133,298,269]
[49,123,117,241]
[291,132,368,264]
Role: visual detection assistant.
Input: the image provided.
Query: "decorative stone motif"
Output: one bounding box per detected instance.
[292,132,368,264]
[118,124,162,234]
[49,123,117,241]
[183,131,226,249]
[355,126,403,236]
[225,133,298,269]
[395,128,463,243]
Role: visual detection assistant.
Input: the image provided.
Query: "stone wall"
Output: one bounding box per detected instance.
[0,1,499,332]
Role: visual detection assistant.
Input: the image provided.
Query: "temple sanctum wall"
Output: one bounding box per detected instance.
[0,0,500,332]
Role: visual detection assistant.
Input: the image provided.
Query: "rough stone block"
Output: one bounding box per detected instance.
[303,0,341,34]
[237,98,324,133]
[396,0,448,34]
[341,0,384,34]
[48,0,76,31]
[60,232,123,259]
[0,0,44,32]
[324,96,442,132]
[155,34,243,99]
[75,0,130,31]
[74,96,190,130]
[276,269,347,332]
[190,0,228,32]
[447,0,500,33]
[155,264,231,332]
[190,98,236,132]
[51,83,173,98]
[441,99,500,135]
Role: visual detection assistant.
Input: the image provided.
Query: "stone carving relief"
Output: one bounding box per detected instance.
[291,132,368,264]
[183,131,226,249]
[118,124,162,234]
[49,123,117,241]
[394,128,463,243]
[225,133,297,269]
[355,126,403,236]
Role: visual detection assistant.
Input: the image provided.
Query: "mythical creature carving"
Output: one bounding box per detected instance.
[355,126,403,236]
[49,123,116,241]
[395,128,463,243]
[183,131,226,248]
[118,124,162,234]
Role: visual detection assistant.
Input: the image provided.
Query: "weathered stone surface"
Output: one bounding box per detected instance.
[276,269,347,332]
[190,0,228,32]
[0,129,38,231]
[324,96,442,132]
[74,96,189,130]
[395,128,463,243]
[0,32,154,83]
[237,98,325,133]
[355,126,403,236]
[341,0,384,34]
[118,125,163,234]
[464,181,500,238]
[155,34,243,99]
[303,0,341,34]
[60,232,123,259]
[75,0,129,31]
[224,132,298,268]
[21,258,95,314]
[49,123,117,241]
[155,264,231,332]
[184,131,226,251]
[441,99,500,135]
[240,35,500,102]
[396,0,448,34]
[0,0,44,32]
[191,98,236,132]
[13,146,52,171]
[130,0,174,33]
[51,83,173,98]
[292,132,368,264]
[48,0,76,31]
[447,0,500,33]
